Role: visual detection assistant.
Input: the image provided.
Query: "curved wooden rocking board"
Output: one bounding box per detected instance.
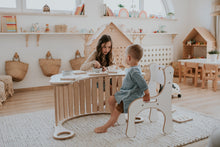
[126,66,174,138]
[52,75,124,140]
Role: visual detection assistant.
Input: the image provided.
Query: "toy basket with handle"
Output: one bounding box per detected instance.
[39,51,61,77]
[5,52,29,82]
[69,50,85,70]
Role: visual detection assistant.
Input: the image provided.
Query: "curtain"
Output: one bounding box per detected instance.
[211,0,220,51]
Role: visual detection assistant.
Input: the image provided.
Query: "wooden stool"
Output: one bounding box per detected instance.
[202,64,220,91]
[183,62,202,86]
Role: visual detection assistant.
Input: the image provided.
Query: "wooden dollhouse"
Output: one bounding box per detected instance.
[86,22,132,67]
[182,27,216,59]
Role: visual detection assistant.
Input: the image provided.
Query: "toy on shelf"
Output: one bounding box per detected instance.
[55,25,67,32]
[31,23,40,32]
[153,25,166,33]
[45,24,50,32]
[43,4,50,13]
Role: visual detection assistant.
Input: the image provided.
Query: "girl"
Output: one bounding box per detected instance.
[80,34,114,71]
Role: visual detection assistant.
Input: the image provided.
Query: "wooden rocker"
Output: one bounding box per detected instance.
[126,64,174,138]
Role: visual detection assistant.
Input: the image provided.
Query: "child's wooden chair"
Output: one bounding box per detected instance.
[183,62,202,86]
[126,64,174,137]
[202,64,220,91]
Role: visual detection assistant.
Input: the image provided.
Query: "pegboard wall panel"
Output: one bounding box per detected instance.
[140,45,173,68]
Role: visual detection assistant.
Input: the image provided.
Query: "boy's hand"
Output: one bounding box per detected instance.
[143,94,150,102]
[143,89,150,102]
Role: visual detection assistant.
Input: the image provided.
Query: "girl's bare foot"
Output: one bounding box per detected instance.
[94,126,107,133]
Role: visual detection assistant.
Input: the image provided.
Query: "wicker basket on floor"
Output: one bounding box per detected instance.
[5,52,29,82]
[39,51,61,77]
[69,50,85,70]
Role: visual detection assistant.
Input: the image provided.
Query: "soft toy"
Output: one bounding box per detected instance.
[172,83,181,98]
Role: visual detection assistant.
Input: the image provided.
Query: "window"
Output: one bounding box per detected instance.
[0,0,17,8]
[143,0,166,17]
[0,0,84,14]
[25,0,77,12]
[104,0,140,13]
[104,0,172,17]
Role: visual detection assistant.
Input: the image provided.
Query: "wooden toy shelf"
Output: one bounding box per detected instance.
[0,32,93,47]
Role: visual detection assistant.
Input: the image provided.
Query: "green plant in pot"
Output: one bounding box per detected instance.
[208,50,219,62]
[167,12,175,19]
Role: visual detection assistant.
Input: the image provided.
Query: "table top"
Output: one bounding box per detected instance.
[178,59,220,65]
[50,70,126,85]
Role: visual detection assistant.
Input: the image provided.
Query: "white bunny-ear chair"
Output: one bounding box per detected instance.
[126,63,174,138]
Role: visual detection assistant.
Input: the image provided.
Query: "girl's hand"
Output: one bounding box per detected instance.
[102,66,107,72]
[93,61,101,68]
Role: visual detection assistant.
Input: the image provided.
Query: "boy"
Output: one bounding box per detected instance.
[94,44,150,133]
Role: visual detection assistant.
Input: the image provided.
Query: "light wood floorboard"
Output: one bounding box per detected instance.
[0,78,219,147]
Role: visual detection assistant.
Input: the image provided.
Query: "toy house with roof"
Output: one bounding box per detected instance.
[183,27,216,59]
[86,22,132,68]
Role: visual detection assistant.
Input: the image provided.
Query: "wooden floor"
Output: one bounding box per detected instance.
[0,78,220,146]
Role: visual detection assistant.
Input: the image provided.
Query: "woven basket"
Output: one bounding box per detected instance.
[39,51,61,77]
[5,52,29,82]
[69,50,85,70]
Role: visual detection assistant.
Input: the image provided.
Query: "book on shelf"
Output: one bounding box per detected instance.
[74,3,85,15]
[1,16,17,32]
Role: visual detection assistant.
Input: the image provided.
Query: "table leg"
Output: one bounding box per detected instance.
[178,62,182,83]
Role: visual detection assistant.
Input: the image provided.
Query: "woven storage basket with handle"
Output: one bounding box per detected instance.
[5,52,29,82]
[69,50,85,70]
[39,51,61,77]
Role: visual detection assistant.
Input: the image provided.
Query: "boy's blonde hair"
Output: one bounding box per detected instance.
[126,44,143,61]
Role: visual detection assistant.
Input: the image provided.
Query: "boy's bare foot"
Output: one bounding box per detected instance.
[94,126,107,133]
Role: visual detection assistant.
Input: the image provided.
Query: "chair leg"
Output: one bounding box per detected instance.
[202,79,205,89]
[184,75,186,84]
[149,108,158,122]
[194,76,198,87]
[162,108,173,134]
[126,110,138,138]
[214,79,217,92]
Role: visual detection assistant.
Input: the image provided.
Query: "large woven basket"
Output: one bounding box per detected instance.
[39,51,61,77]
[5,52,29,82]
[69,50,85,70]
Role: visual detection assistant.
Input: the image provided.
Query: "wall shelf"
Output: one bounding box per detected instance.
[0,32,93,47]
[126,33,178,43]
[102,16,177,21]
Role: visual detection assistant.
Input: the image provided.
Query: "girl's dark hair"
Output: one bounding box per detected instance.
[96,34,113,67]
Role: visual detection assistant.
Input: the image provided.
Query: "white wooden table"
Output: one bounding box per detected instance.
[50,70,126,140]
[178,59,220,83]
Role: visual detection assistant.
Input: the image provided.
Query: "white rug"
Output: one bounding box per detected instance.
[0,106,220,147]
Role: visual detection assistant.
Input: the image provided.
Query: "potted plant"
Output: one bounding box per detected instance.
[113,4,124,16]
[208,50,219,62]
[167,12,175,19]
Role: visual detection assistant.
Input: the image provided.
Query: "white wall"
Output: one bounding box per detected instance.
[0,0,212,89]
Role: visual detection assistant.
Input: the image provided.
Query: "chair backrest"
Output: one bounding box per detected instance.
[148,63,165,97]
[203,64,219,80]
[184,62,199,77]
